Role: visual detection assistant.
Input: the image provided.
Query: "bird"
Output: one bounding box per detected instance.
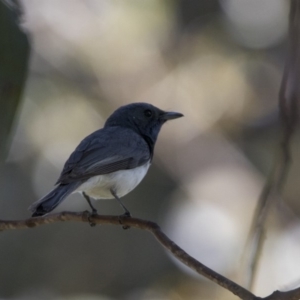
[29,102,183,218]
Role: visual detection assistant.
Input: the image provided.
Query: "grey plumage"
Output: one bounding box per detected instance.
[29,182,81,214]
[29,103,183,217]
[57,127,150,184]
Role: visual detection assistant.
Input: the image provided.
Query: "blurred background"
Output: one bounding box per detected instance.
[1,0,300,299]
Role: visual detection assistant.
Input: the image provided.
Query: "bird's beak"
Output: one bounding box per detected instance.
[161,111,184,121]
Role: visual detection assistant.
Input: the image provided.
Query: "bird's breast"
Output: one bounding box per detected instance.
[75,161,151,199]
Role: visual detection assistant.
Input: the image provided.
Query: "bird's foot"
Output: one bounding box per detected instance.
[84,210,98,227]
[123,211,131,218]
[118,212,131,230]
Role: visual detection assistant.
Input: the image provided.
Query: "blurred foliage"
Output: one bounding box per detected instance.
[0,0,30,160]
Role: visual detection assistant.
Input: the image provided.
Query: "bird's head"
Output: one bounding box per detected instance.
[105,102,183,142]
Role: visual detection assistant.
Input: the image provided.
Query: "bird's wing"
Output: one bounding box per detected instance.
[56,127,151,184]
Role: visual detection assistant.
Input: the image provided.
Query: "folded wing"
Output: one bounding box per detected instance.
[56,127,151,184]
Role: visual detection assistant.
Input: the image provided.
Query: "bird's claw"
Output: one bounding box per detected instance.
[118,212,131,230]
[123,211,131,218]
[84,210,98,227]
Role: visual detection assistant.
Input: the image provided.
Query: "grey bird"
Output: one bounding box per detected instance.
[29,102,183,217]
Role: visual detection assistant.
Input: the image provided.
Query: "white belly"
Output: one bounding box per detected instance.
[74,162,150,199]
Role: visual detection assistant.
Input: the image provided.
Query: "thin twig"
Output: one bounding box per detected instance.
[244,0,300,289]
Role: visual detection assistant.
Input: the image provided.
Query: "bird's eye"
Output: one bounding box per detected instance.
[144,109,152,117]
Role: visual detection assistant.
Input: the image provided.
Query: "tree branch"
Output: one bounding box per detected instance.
[0,211,299,300]
[0,211,255,299]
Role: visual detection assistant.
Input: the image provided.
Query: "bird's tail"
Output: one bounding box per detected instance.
[29,182,80,217]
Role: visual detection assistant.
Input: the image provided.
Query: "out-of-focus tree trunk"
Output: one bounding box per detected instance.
[0,0,30,161]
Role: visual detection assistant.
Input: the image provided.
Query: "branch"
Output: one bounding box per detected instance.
[1,212,256,299]
[263,288,300,300]
[0,212,299,300]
